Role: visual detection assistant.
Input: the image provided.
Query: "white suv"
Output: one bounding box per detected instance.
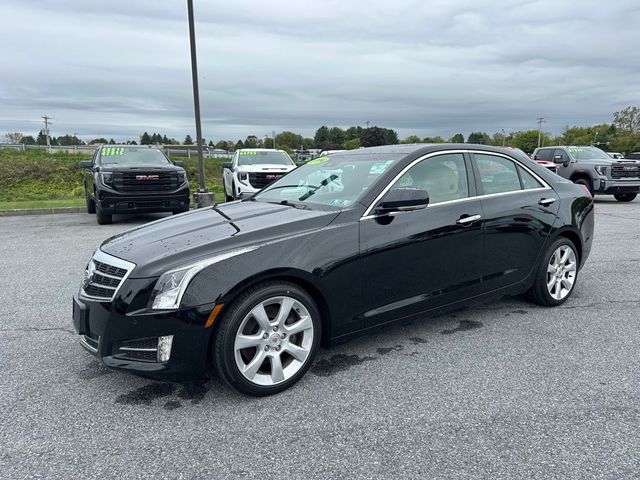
[222,149,297,201]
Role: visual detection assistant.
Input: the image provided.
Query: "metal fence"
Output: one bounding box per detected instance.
[0,143,231,159]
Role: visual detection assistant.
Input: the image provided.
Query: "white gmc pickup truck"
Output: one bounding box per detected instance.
[222,149,297,201]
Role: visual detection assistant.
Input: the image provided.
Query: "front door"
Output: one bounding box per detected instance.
[360,152,484,328]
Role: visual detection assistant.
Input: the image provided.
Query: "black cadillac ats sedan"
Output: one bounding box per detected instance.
[73,144,594,396]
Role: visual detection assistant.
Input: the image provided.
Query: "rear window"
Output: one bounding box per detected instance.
[237,150,294,166]
[99,147,170,166]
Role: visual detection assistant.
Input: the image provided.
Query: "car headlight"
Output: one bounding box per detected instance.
[178,171,186,183]
[238,172,249,184]
[150,246,259,310]
[594,166,608,176]
[101,172,113,185]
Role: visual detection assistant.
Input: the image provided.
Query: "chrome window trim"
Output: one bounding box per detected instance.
[80,249,136,302]
[360,149,551,221]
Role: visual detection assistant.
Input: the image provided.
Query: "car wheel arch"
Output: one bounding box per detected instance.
[211,269,333,346]
[550,228,582,266]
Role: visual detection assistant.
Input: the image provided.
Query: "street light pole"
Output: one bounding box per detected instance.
[187,0,214,207]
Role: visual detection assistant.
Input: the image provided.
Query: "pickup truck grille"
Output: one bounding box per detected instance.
[81,250,135,302]
[611,164,640,179]
[248,172,285,189]
[112,172,179,192]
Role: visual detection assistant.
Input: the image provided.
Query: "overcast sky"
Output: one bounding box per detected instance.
[1,0,639,143]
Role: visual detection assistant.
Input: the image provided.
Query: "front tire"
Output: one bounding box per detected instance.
[85,190,96,214]
[614,193,637,202]
[222,178,233,202]
[96,207,112,225]
[213,281,321,396]
[573,177,593,196]
[528,237,579,306]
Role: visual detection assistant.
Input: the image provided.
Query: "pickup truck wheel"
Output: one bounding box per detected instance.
[527,237,579,307]
[85,191,96,214]
[573,178,593,195]
[614,193,637,202]
[96,207,112,225]
[222,178,233,202]
[213,281,321,396]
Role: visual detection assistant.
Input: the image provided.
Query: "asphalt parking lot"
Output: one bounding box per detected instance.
[1,199,639,479]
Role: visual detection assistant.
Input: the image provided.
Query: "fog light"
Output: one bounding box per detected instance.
[157,335,174,362]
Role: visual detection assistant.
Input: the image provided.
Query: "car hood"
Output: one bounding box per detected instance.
[100,164,184,173]
[100,201,339,278]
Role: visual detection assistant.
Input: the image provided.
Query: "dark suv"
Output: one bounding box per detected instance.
[533,146,640,202]
[80,146,190,224]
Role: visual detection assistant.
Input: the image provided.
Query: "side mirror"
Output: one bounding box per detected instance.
[376,188,429,214]
[553,155,569,167]
[222,162,233,171]
[173,160,185,168]
[79,160,93,169]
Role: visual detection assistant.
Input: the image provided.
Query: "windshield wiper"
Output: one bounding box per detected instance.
[270,200,310,210]
[298,174,339,201]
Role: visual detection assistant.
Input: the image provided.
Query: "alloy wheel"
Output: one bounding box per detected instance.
[234,296,314,386]
[546,245,577,300]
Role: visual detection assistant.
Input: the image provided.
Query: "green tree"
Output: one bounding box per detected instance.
[183,135,193,145]
[314,126,329,148]
[140,132,152,145]
[423,136,445,143]
[511,129,552,154]
[345,126,363,141]
[613,106,640,133]
[402,135,423,144]
[57,134,84,145]
[235,140,245,150]
[327,127,346,146]
[36,130,48,145]
[360,127,388,147]
[344,138,360,150]
[450,133,465,143]
[215,140,231,150]
[467,132,491,145]
[89,138,108,145]
[276,131,304,150]
[22,135,36,145]
[108,138,116,145]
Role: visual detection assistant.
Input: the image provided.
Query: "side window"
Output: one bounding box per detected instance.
[554,149,569,163]
[518,165,543,190]
[475,154,522,195]
[535,149,553,161]
[389,153,469,205]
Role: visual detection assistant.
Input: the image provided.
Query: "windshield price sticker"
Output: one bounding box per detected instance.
[239,151,257,156]
[308,156,330,165]
[102,147,125,156]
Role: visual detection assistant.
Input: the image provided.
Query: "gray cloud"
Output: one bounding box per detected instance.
[1,0,638,142]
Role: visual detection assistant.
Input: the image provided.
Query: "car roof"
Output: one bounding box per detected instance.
[331,143,532,159]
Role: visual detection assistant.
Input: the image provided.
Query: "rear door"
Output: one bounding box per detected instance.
[360,152,484,327]
[471,152,559,291]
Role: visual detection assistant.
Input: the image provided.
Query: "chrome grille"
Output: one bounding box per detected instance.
[611,163,640,179]
[248,172,285,189]
[80,250,135,302]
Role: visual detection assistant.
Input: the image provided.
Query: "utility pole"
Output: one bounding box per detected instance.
[186,0,213,207]
[272,130,276,149]
[42,115,51,151]
[536,117,546,148]
[501,128,506,146]
[365,120,370,128]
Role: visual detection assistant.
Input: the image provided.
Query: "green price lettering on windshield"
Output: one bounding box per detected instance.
[239,151,257,155]
[308,156,329,165]
[102,147,124,156]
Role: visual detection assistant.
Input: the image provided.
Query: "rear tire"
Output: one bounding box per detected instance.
[528,237,579,307]
[213,281,321,396]
[573,177,593,196]
[96,207,112,225]
[614,193,637,202]
[85,191,96,214]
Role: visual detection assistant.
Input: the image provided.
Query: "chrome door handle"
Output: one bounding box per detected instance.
[538,198,556,207]
[457,214,482,225]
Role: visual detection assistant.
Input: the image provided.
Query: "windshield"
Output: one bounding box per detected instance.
[567,146,611,160]
[253,153,401,208]
[237,150,294,166]
[99,147,170,166]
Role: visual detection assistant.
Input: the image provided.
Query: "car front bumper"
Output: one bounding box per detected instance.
[96,188,190,214]
[72,293,215,382]
[594,178,640,194]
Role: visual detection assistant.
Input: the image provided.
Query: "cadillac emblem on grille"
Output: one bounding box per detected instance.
[136,175,160,180]
[82,261,95,290]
